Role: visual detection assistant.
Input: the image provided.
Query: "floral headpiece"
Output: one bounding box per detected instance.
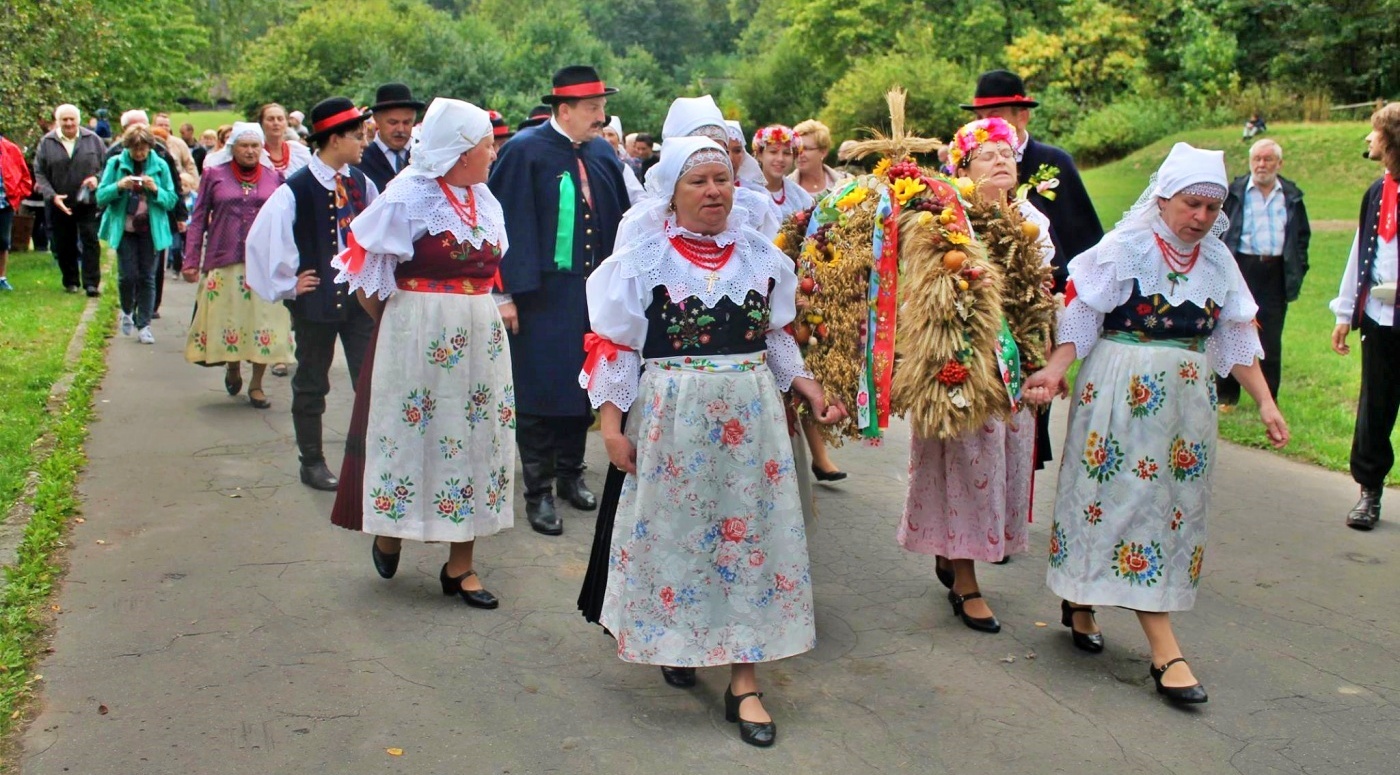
[752,125,799,154]
[948,117,1017,170]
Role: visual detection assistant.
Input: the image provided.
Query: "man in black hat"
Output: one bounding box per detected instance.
[516,105,551,133]
[247,97,378,491]
[488,110,514,152]
[962,69,1102,293]
[487,65,631,536]
[356,83,425,193]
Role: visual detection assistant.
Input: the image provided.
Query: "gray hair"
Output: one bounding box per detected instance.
[54,104,80,121]
[1249,138,1283,160]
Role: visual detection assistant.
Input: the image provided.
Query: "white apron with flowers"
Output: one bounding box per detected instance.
[1048,337,1216,612]
[599,354,816,666]
[361,290,516,543]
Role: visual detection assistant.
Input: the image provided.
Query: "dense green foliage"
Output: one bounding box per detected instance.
[3,0,1398,161]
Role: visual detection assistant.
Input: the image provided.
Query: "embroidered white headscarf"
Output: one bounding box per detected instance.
[400,98,492,180]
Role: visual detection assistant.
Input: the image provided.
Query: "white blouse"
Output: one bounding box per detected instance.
[1057,216,1262,377]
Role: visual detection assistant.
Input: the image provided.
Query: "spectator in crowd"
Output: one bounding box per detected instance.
[288,110,309,140]
[257,103,312,175]
[1219,138,1310,407]
[109,110,188,318]
[0,129,34,290]
[96,124,178,344]
[789,119,849,198]
[215,125,232,152]
[33,104,108,295]
[354,83,424,193]
[153,114,199,195]
[93,108,111,141]
[1242,112,1267,142]
[630,132,659,175]
[191,130,211,174]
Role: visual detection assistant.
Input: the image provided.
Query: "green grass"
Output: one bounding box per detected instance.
[167,110,244,136]
[0,252,90,516]
[1081,123,1393,484]
[1081,121,1377,228]
[0,250,114,751]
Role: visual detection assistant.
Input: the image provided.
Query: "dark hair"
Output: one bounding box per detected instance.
[311,124,364,151]
[634,132,654,145]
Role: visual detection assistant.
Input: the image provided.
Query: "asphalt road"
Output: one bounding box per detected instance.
[20,278,1400,774]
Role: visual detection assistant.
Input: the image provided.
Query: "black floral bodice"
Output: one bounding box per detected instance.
[642,285,773,359]
[1103,281,1221,340]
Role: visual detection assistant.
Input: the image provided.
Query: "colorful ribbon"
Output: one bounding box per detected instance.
[861,190,899,438]
[582,333,633,389]
[554,172,576,271]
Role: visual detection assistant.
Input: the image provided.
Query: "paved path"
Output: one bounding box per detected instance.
[20,279,1400,774]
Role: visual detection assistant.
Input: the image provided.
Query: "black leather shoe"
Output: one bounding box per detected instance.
[724,686,776,747]
[811,464,848,483]
[299,461,339,491]
[371,539,400,579]
[1061,600,1105,653]
[556,477,597,510]
[661,666,697,688]
[934,556,954,590]
[1346,487,1382,530]
[440,564,499,609]
[1150,657,1208,705]
[526,496,563,535]
[85,286,100,297]
[948,589,1000,633]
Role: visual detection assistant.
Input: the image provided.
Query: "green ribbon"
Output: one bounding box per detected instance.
[554,172,576,271]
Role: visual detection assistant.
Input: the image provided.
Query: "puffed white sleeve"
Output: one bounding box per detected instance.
[765,255,813,390]
[332,196,418,300]
[1056,246,1132,360]
[1329,230,1362,325]
[1207,270,1265,378]
[244,185,301,303]
[579,258,648,411]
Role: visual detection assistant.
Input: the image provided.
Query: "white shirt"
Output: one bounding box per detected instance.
[1013,131,1029,163]
[1331,229,1398,326]
[245,154,380,302]
[375,137,409,171]
[1237,177,1287,257]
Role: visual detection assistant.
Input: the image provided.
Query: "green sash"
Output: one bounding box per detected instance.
[554,172,576,271]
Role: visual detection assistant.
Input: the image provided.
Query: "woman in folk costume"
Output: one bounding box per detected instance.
[753,125,813,222]
[1023,144,1289,704]
[725,119,766,189]
[181,122,293,408]
[580,136,845,747]
[897,118,1055,634]
[329,98,516,610]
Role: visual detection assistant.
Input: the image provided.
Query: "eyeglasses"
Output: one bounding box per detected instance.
[969,148,1016,163]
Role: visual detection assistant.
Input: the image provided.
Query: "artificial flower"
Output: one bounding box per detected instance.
[872,158,892,179]
[892,177,927,205]
[836,186,869,210]
[945,230,971,246]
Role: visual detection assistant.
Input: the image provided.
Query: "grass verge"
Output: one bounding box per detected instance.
[0,257,116,752]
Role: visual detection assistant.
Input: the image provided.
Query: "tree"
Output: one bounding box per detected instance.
[1004,0,1146,109]
[820,52,972,150]
[92,0,207,110]
[0,1,111,146]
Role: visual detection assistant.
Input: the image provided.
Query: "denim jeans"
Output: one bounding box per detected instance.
[117,230,158,328]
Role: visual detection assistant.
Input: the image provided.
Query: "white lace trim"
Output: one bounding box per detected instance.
[1207,319,1263,377]
[333,252,402,301]
[664,219,739,247]
[615,229,786,309]
[765,328,811,389]
[616,186,781,247]
[582,350,643,411]
[1067,216,1248,313]
[377,175,507,251]
[1057,298,1105,361]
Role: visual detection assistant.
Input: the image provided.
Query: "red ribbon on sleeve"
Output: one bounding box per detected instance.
[1063,279,1077,306]
[582,333,634,389]
[342,230,367,274]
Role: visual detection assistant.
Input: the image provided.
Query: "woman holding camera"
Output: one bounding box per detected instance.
[97,124,179,344]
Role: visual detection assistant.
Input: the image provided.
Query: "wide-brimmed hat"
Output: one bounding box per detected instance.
[960,70,1040,111]
[489,110,514,139]
[371,83,426,113]
[541,65,619,105]
[517,104,552,132]
[306,97,370,142]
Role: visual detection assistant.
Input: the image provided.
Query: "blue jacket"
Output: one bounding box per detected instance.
[95,150,178,251]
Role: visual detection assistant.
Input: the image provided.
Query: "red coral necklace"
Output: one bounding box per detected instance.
[437,178,480,234]
[231,162,261,194]
[668,227,735,293]
[1154,233,1200,290]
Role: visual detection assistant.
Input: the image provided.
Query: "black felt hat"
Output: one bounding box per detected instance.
[517,104,552,131]
[370,83,426,113]
[489,110,514,139]
[960,70,1040,111]
[540,65,619,105]
[306,97,370,142]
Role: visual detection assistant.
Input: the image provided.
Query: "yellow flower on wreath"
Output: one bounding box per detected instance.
[944,230,971,246]
[892,177,927,205]
[836,186,869,210]
[872,158,892,179]
[773,232,789,250]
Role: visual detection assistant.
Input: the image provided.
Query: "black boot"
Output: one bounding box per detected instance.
[293,414,338,492]
[1346,487,1382,531]
[525,495,563,536]
[555,417,595,510]
[556,477,597,511]
[518,417,563,535]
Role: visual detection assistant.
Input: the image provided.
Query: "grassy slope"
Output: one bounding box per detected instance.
[1080,121,1394,484]
[167,110,245,135]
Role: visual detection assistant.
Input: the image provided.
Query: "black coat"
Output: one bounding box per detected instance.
[487,123,631,417]
[1222,174,1312,302]
[354,142,405,194]
[1344,177,1399,328]
[1019,137,1103,292]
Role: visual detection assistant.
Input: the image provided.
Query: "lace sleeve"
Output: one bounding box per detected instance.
[334,197,418,300]
[765,330,811,390]
[581,350,643,411]
[580,259,649,410]
[1057,298,1105,361]
[1207,280,1264,377]
[334,252,403,301]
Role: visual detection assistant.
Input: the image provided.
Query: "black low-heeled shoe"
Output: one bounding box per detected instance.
[224,368,242,396]
[810,464,847,483]
[934,557,954,590]
[1150,657,1208,705]
[724,686,776,747]
[1061,600,1105,653]
[371,539,400,579]
[439,564,499,609]
[660,666,696,688]
[948,589,1000,633]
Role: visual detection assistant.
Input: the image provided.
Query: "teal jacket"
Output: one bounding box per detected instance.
[96,150,178,251]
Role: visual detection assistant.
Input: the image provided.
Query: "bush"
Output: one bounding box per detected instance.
[820,52,971,154]
[1063,98,1196,165]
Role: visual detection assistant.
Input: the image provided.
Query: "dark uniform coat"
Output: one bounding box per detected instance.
[488,121,631,417]
[1019,136,1102,292]
[354,141,406,195]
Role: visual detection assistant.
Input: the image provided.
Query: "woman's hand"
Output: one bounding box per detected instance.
[294,269,320,297]
[603,431,636,474]
[791,376,848,425]
[1332,323,1351,356]
[141,175,156,192]
[1022,367,1068,404]
[498,301,519,334]
[181,268,200,283]
[1259,401,1290,449]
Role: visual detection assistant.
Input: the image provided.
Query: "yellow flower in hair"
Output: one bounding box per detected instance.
[945,230,971,246]
[974,127,989,144]
[836,186,869,210]
[892,177,927,205]
[872,158,892,179]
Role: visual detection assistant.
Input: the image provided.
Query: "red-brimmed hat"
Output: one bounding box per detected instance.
[541,65,619,105]
[488,110,513,139]
[306,97,370,142]
[960,70,1040,111]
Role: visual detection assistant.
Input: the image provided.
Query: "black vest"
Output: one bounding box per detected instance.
[1351,178,1399,328]
[286,164,367,323]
